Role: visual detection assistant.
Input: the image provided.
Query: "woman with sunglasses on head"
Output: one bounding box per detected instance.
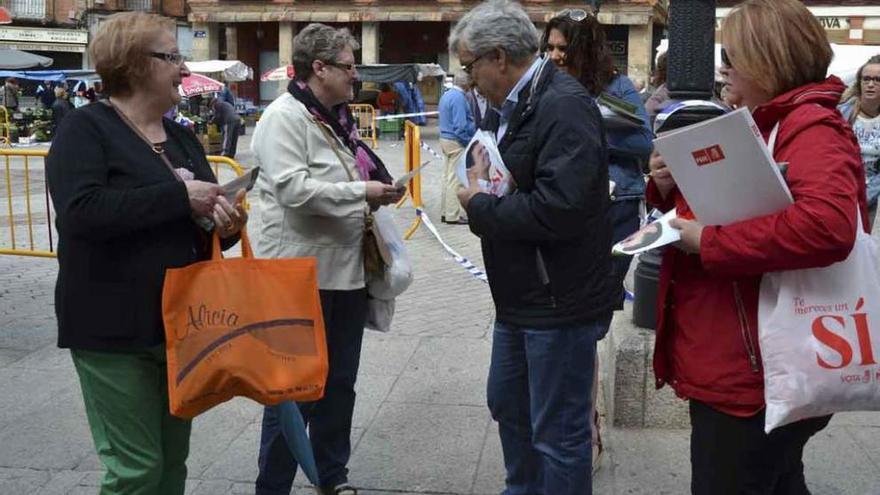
[46,12,246,495]
[839,55,880,228]
[541,8,653,471]
[649,1,866,493]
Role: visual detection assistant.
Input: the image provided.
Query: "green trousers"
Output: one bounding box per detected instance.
[72,345,192,495]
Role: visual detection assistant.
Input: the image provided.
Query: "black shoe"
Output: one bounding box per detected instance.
[441,216,468,225]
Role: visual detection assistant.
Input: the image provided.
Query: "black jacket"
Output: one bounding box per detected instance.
[47,103,227,351]
[468,59,616,328]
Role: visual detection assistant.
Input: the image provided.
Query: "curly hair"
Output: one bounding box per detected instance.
[841,55,880,124]
[292,23,360,81]
[541,14,616,97]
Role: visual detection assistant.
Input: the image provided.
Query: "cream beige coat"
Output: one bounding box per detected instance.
[251,92,368,290]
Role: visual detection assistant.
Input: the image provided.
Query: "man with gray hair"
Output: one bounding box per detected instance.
[438,72,476,224]
[452,1,615,492]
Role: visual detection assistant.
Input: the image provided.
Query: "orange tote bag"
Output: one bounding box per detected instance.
[162,231,327,418]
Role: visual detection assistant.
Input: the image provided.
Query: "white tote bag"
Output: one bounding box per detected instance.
[758,210,880,432]
[759,123,880,432]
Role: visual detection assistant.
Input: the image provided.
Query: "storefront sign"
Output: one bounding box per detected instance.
[194,30,207,38]
[0,26,87,45]
[716,16,849,31]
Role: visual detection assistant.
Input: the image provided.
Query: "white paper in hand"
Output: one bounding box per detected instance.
[455,130,513,197]
[612,209,680,256]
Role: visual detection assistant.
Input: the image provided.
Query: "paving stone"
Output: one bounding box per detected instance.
[0,389,93,470]
[352,374,397,429]
[386,337,490,407]
[188,398,264,478]
[9,343,73,371]
[803,426,880,495]
[0,347,26,367]
[471,422,506,495]
[0,366,77,427]
[34,470,86,495]
[348,402,489,494]
[0,467,49,493]
[357,333,420,377]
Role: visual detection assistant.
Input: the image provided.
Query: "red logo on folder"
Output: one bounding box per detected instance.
[692,145,726,166]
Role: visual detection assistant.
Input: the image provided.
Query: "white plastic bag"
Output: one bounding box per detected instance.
[366,208,413,300]
[758,211,880,433]
[365,297,395,333]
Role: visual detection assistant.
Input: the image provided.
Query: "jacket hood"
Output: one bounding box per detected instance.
[752,76,847,131]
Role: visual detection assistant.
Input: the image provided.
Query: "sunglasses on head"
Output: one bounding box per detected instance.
[720,47,732,68]
[556,8,591,22]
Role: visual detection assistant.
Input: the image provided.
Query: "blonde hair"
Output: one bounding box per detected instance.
[90,12,175,96]
[720,0,832,98]
[841,55,880,124]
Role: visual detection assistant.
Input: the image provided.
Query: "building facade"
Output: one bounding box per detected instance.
[186,0,670,104]
[0,0,191,69]
[716,0,880,45]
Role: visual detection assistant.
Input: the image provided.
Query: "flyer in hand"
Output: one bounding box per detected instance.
[455,130,513,197]
[221,167,260,203]
[612,209,680,256]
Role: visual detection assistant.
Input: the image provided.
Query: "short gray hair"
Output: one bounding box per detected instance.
[449,0,539,65]
[453,72,470,88]
[293,23,360,80]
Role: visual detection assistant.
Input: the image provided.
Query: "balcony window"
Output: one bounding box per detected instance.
[8,0,46,20]
[123,0,152,11]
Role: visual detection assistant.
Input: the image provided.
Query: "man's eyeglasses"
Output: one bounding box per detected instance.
[150,52,184,65]
[462,52,489,75]
[325,61,356,72]
[862,75,880,85]
[720,47,732,68]
[556,8,590,22]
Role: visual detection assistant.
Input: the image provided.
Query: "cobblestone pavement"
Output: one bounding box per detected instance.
[0,126,878,495]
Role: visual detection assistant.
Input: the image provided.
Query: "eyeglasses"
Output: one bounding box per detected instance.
[462,52,489,75]
[325,61,356,72]
[720,47,732,68]
[862,75,880,85]
[150,52,184,65]
[556,8,590,22]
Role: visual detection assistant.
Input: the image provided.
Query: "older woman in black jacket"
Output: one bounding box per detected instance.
[47,12,247,495]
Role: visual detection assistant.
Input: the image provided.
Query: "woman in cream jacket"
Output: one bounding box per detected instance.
[250,23,403,495]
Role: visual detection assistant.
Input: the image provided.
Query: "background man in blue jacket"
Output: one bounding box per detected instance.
[438,73,476,224]
[451,1,616,493]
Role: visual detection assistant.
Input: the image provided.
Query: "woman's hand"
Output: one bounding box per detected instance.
[648,151,676,200]
[669,217,704,254]
[213,189,248,239]
[366,181,405,209]
[185,180,222,217]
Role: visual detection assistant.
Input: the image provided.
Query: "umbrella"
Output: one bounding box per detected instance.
[0,49,52,69]
[277,401,319,484]
[179,73,223,97]
[260,65,295,82]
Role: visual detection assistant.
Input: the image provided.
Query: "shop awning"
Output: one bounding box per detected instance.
[0,49,52,69]
[355,63,445,83]
[186,60,252,82]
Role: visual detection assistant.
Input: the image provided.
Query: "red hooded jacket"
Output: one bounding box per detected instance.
[647,77,868,415]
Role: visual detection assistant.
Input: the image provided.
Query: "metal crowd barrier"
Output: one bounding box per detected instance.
[396,120,424,239]
[348,103,378,149]
[0,149,245,258]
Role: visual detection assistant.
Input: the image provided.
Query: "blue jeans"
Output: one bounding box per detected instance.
[487,316,611,495]
[256,289,368,495]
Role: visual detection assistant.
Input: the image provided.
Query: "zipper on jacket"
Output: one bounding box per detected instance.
[536,247,556,308]
[732,282,760,373]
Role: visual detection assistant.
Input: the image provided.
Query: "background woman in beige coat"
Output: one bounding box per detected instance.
[250,23,403,495]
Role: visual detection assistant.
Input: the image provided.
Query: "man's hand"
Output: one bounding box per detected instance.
[669,217,704,254]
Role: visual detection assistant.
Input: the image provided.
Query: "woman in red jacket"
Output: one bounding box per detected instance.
[648,1,867,493]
